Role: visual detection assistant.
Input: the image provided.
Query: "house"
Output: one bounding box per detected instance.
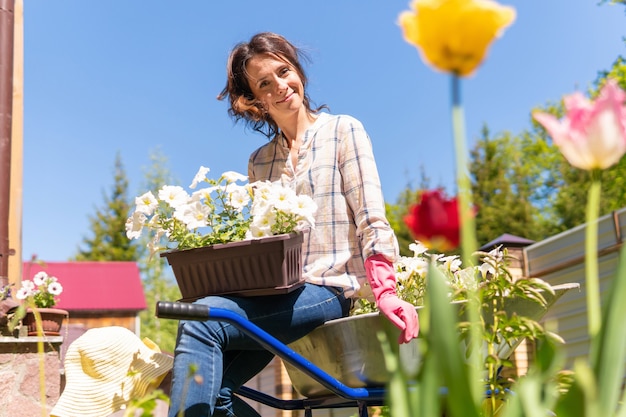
[22,261,146,350]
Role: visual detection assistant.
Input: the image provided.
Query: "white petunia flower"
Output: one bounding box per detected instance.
[452,267,479,292]
[135,191,158,215]
[174,201,211,230]
[400,256,428,278]
[247,222,272,238]
[409,241,429,257]
[15,287,31,300]
[487,247,504,261]
[158,185,190,208]
[48,282,63,296]
[221,171,248,184]
[228,185,251,212]
[191,186,218,203]
[479,262,496,279]
[126,211,147,239]
[147,228,166,256]
[439,255,462,272]
[190,166,211,189]
[33,271,48,286]
[292,195,317,227]
[248,210,277,238]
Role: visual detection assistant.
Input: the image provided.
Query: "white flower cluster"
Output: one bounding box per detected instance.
[126,166,317,252]
[16,271,63,309]
[247,180,317,238]
[395,242,502,298]
[353,242,513,315]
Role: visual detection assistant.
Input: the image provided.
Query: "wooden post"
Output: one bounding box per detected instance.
[9,0,22,287]
[0,0,15,287]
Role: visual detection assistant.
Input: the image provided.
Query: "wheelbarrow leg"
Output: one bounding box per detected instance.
[358,401,369,417]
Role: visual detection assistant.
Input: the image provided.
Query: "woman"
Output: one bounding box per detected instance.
[168,32,419,417]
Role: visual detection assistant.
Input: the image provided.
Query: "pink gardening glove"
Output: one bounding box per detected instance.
[364,254,419,344]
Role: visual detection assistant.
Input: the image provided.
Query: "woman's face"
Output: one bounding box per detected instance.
[246,54,305,120]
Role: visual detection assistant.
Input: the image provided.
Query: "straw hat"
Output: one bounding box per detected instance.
[50,326,173,417]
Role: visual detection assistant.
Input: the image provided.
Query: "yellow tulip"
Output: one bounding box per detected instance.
[399,0,516,77]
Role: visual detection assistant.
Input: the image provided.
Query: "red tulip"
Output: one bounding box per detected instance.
[404,190,460,251]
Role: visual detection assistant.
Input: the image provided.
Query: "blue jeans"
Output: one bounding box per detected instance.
[167,283,351,417]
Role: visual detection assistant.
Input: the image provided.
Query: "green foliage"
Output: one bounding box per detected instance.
[527,56,626,232]
[379,244,626,416]
[73,151,137,261]
[353,243,558,406]
[463,56,626,245]
[122,389,169,417]
[499,244,626,417]
[469,125,561,245]
[385,167,435,257]
[386,188,421,257]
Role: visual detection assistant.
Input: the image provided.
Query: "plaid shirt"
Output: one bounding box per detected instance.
[248,112,399,299]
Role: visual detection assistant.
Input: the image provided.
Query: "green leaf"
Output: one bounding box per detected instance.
[590,244,626,415]
[426,261,481,417]
[378,326,413,417]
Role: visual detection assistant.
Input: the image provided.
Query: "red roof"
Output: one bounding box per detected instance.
[21,261,146,311]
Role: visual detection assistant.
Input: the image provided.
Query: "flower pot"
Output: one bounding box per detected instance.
[285,283,578,398]
[161,232,305,301]
[22,307,69,336]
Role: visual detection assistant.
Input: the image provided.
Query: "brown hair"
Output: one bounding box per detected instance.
[218,32,324,139]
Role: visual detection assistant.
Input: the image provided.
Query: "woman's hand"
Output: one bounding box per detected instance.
[365,254,419,343]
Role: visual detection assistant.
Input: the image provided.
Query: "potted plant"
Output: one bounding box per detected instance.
[285,242,578,399]
[13,271,68,336]
[0,284,20,336]
[126,167,317,300]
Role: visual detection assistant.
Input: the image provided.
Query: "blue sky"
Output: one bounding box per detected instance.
[20,1,625,261]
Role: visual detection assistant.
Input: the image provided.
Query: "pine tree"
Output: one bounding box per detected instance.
[385,166,436,256]
[73,152,137,261]
[469,126,559,246]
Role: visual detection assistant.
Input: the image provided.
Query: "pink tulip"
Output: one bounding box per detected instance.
[533,79,626,170]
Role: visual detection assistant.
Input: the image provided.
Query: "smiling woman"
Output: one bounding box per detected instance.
[166,32,418,417]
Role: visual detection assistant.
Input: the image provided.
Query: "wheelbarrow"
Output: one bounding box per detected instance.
[156,283,578,416]
[156,301,390,417]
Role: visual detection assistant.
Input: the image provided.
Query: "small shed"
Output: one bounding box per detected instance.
[480,233,535,279]
[21,261,146,340]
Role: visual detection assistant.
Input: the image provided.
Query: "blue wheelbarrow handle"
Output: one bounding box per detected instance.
[156,301,385,402]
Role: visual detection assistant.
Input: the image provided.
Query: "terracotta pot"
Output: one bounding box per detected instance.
[22,307,69,336]
[161,232,305,301]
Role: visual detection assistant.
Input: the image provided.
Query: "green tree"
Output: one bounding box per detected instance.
[135,148,181,353]
[386,188,421,257]
[466,56,626,245]
[469,125,561,246]
[73,152,137,261]
[385,166,434,256]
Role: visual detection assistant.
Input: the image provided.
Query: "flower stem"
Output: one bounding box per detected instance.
[33,308,48,417]
[451,76,477,265]
[451,74,482,407]
[585,170,602,338]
